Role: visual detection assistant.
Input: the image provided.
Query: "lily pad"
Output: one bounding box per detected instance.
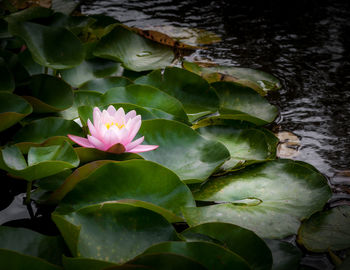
[135,67,220,121]
[264,239,302,270]
[182,222,272,270]
[53,160,195,222]
[138,119,230,183]
[62,257,115,270]
[79,77,132,93]
[18,49,46,75]
[183,159,331,238]
[207,81,279,125]
[0,92,33,132]
[298,205,350,252]
[94,25,174,72]
[0,226,65,266]
[8,21,84,69]
[103,84,189,123]
[197,120,278,170]
[143,241,250,270]
[52,203,178,263]
[0,57,15,92]
[60,58,121,88]
[13,117,83,143]
[0,141,79,181]
[21,74,74,113]
[5,6,53,24]
[183,61,281,95]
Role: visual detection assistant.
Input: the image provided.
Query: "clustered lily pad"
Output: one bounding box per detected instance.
[0,5,344,270]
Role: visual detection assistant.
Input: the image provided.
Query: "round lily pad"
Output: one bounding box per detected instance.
[0,92,32,132]
[138,119,230,183]
[0,57,15,92]
[52,203,178,264]
[54,160,195,222]
[94,25,174,72]
[8,21,84,69]
[183,159,331,238]
[298,205,350,252]
[22,74,74,112]
[79,76,132,93]
[135,67,219,121]
[13,117,83,143]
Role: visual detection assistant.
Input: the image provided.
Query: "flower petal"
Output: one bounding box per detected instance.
[107,105,117,116]
[88,119,100,139]
[125,115,141,144]
[125,110,136,121]
[68,134,94,148]
[127,144,159,153]
[88,135,107,151]
[115,107,126,124]
[125,136,144,151]
[93,107,102,125]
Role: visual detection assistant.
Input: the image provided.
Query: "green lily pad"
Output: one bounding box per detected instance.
[0,226,65,266]
[103,84,189,123]
[183,159,331,238]
[62,257,115,270]
[197,120,279,170]
[138,119,230,183]
[5,6,53,24]
[75,147,142,165]
[207,81,278,126]
[0,141,79,181]
[52,203,178,263]
[60,90,103,120]
[8,21,84,69]
[18,49,45,75]
[60,58,121,88]
[0,92,33,132]
[13,117,83,143]
[264,239,302,270]
[0,57,15,92]
[143,241,250,270]
[298,205,350,252]
[78,103,158,126]
[182,222,272,270]
[21,74,74,113]
[79,77,132,93]
[94,25,174,72]
[183,61,281,95]
[53,160,195,222]
[135,67,219,120]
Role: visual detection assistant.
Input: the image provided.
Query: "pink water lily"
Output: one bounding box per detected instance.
[68,106,158,154]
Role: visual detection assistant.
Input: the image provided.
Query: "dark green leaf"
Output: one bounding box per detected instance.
[79,77,132,93]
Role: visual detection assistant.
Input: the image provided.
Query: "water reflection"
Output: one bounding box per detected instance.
[81,0,350,183]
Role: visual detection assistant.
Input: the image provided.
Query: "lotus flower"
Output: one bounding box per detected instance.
[68,106,158,154]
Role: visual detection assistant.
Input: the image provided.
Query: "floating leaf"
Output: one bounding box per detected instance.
[18,49,45,75]
[183,61,281,95]
[143,241,250,270]
[298,205,350,252]
[183,159,331,238]
[0,92,32,132]
[94,25,174,72]
[0,226,65,266]
[182,222,272,270]
[135,67,219,121]
[138,119,230,183]
[144,25,221,46]
[13,117,83,143]
[0,141,79,181]
[60,58,121,88]
[8,21,84,69]
[62,256,115,270]
[196,120,278,170]
[54,160,195,222]
[79,77,132,93]
[103,84,189,123]
[203,81,279,125]
[5,6,53,24]
[264,239,302,270]
[19,74,74,113]
[52,203,178,263]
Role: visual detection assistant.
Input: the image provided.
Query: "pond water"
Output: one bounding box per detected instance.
[1,1,349,269]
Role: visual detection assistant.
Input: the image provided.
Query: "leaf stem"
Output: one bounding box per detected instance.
[25,181,32,205]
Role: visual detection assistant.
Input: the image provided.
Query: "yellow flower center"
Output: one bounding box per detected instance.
[105,122,124,129]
